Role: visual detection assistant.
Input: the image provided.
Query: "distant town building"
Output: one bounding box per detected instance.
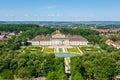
[106,39,120,49]
[30,30,88,46]
[36,77,46,80]
[112,41,120,49]
[0,38,6,42]
[15,77,46,80]
[96,29,120,33]
[105,39,114,45]
[115,75,120,80]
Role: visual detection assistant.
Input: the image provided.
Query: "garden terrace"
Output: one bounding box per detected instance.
[18,47,42,53]
[59,48,63,52]
[43,48,54,53]
[67,48,80,54]
[79,47,104,54]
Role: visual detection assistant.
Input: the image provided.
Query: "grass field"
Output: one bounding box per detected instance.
[67,48,80,53]
[43,48,54,53]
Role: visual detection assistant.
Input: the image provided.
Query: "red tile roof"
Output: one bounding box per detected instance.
[32,35,51,41]
[66,35,88,41]
[96,29,109,33]
[96,29,120,33]
[32,34,88,42]
[106,39,113,44]
[31,30,88,42]
[114,41,120,47]
[0,38,6,42]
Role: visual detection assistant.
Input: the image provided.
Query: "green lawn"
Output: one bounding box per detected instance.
[43,48,54,53]
[67,48,80,53]
[59,48,63,52]
[18,47,42,53]
[80,47,103,54]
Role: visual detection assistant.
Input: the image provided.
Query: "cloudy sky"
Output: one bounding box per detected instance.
[0,0,120,21]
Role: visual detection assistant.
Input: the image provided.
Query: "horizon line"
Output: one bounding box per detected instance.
[1,20,120,22]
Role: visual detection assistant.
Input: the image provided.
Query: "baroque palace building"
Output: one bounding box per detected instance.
[30,30,88,46]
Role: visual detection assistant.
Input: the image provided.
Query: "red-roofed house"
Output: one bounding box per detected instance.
[0,38,6,42]
[105,39,114,45]
[113,41,120,49]
[106,39,120,49]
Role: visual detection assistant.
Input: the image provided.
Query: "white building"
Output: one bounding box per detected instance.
[31,30,88,46]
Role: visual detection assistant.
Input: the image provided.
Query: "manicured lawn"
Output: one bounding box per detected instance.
[43,48,54,53]
[59,48,63,52]
[18,47,42,53]
[80,47,103,54]
[67,48,80,53]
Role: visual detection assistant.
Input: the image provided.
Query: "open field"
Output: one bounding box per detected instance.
[43,48,54,53]
[67,48,80,53]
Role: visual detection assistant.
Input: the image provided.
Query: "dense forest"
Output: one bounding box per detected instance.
[0,51,67,80]
[71,52,120,80]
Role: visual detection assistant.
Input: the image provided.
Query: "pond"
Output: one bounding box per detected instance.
[55,53,77,57]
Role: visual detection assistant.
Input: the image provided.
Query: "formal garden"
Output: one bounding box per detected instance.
[43,48,54,53]
[59,48,63,52]
[67,48,80,54]
[16,47,106,56]
[79,47,105,54]
[17,47,42,53]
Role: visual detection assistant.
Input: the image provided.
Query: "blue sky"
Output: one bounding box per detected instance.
[0,0,120,21]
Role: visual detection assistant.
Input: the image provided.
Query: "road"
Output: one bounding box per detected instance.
[64,57,71,80]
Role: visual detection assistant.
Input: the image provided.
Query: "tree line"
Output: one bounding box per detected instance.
[70,52,120,80]
[0,51,67,80]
